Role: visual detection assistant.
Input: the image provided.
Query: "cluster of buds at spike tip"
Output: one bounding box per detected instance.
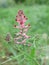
[15,10,28,28]
[14,10,31,46]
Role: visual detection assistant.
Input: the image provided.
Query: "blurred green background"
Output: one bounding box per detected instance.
[0,0,49,7]
[0,0,49,65]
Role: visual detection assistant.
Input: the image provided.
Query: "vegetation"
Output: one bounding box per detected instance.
[0,0,49,8]
[15,0,49,5]
[0,5,49,65]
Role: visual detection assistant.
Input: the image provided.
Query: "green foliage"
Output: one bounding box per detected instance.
[14,0,25,3]
[0,5,49,65]
[25,0,36,5]
[14,0,49,5]
[0,0,49,7]
[25,0,49,5]
[35,0,49,4]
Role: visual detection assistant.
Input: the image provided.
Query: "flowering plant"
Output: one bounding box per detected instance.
[5,10,31,46]
[14,10,31,46]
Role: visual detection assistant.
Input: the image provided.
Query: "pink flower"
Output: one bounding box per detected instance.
[16,10,28,28]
